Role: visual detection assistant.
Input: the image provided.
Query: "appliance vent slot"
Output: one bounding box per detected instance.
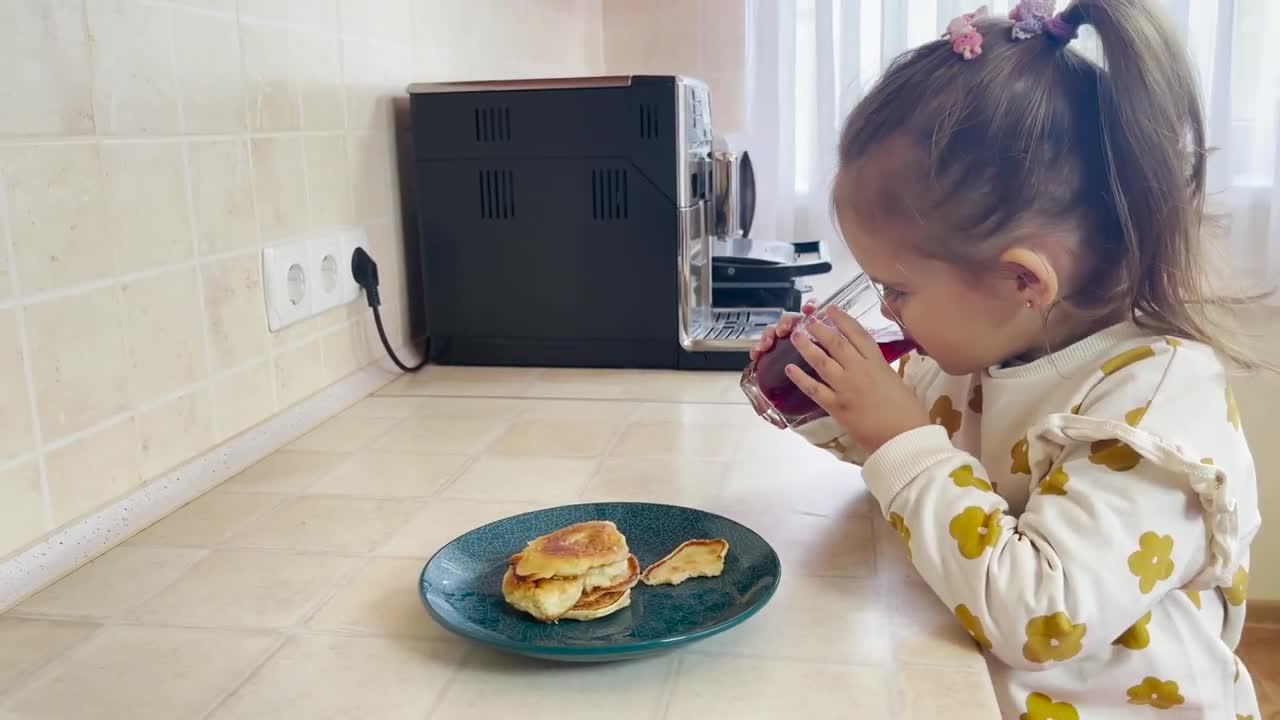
[591,169,629,221]
[478,169,515,220]
[639,103,659,139]
[474,106,512,143]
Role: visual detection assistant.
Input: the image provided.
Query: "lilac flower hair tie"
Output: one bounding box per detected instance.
[943,6,988,61]
[1010,0,1078,42]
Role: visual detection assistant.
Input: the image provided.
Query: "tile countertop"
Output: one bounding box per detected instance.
[0,367,999,719]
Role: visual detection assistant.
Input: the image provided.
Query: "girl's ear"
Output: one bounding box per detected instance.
[999,246,1060,309]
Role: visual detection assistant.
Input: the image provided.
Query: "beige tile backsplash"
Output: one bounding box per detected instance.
[0,0,606,561]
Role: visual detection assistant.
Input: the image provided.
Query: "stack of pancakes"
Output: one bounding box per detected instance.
[501,521,640,623]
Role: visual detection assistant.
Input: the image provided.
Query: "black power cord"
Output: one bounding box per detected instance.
[351,247,428,373]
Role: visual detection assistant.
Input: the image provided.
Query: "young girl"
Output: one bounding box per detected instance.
[751,0,1262,716]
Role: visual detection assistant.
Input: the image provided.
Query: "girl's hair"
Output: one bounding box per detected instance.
[838,0,1261,367]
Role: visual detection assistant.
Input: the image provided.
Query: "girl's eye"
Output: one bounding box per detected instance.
[883,286,907,301]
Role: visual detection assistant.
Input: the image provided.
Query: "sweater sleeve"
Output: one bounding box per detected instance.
[861,341,1248,672]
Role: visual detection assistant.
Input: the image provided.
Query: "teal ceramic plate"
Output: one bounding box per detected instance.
[419,502,780,662]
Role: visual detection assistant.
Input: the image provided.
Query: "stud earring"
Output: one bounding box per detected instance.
[1025,300,1034,309]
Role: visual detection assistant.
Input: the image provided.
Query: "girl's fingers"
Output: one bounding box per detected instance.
[791,329,842,385]
[825,307,881,360]
[785,363,836,409]
[805,320,860,369]
[802,300,817,316]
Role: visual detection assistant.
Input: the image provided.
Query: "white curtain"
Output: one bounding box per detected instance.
[744,0,1280,302]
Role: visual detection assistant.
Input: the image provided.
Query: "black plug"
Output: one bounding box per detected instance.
[351,246,428,373]
[351,246,381,309]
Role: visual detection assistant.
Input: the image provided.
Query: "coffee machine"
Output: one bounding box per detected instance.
[406,75,832,370]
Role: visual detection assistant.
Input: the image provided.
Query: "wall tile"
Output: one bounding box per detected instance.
[293,31,345,131]
[168,0,237,13]
[295,0,340,33]
[188,139,258,255]
[0,309,35,463]
[202,252,269,372]
[341,0,413,46]
[0,0,95,136]
[251,137,310,242]
[0,460,45,559]
[347,132,397,221]
[0,143,113,294]
[121,268,207,405]
[45,418,141,527]
[274,338,328,408]
[137,389,216,479]
[88,0,181,135]
[238,0,295,25]
[172,7,246,133]
[101,142,194,274]
[304,135,354,227]
[240,24,300,132]
[321,320,372,381]
[26,286,131,440]
[0,204,11,300]
[211,362,277,441]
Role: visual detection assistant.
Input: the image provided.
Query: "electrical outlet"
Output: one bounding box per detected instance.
[262,227,373,333]
[308,231,345,314]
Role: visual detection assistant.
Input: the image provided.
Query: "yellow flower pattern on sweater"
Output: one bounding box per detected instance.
[929,395,963,439]
[1021,692,1079,720]
[1128,532,1175,594]
[950,465,992,492]
[1102,345,1156,375]
[949,506,1003,559]
[1112,611,1152,650]
[1223,566,1249,606]
[1126,677,1185,709]
[887,512,911,560]
[1023,612,1087,663]
[1089,438,1142,472]
[1038,467,1069,496]
[1011,436,1030,475]
[955,604,992,650]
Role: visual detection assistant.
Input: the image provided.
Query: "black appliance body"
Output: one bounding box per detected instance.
[407,75,831,370]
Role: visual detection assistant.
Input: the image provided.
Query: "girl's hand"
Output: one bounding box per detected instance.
[786,307,930,453]
[749,300,817,362]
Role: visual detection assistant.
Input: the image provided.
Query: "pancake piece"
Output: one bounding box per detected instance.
[562,588,631,622]
[641,538,729,586]
[581,556,640,599]
[514,521,630,580]
[501,566,585,623]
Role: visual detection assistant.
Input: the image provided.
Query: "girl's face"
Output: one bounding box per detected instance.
[833,169,1044,376]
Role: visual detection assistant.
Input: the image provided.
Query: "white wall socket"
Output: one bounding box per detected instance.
[262,227,371,332]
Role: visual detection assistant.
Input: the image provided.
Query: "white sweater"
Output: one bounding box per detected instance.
[794,322,1261,719]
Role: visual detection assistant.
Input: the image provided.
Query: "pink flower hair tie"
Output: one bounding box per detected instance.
[943,6,988,61]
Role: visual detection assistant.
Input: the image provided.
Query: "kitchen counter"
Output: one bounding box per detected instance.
[0,367,1000,719]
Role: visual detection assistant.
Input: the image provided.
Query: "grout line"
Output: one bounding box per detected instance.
[0,130,351,149]
[422,645,473,720]
[0,247,261,312]
[657,652,683,719]
[1,163,53,530]
[197,633,291,720]
[37,320,358,456]
[170,11,222,440]
[12,307,52,535]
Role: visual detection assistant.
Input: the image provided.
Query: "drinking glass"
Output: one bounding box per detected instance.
[740,274,916,429]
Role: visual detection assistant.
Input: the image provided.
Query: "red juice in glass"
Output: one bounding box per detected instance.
[741,274,917,429]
